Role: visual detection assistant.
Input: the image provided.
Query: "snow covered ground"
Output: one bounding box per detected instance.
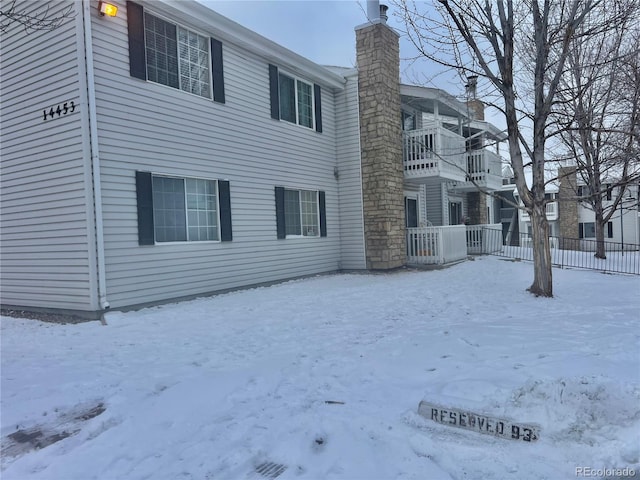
[1,257,639,480]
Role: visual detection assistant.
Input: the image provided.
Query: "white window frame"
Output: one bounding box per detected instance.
[143,11,212,99]
[284,188,320,238]
[278,71,315,129]
[152,174,221,243]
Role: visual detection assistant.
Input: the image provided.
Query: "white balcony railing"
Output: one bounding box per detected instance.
[453,149,504,191]
[407,225,468,265]
[407,224,504,265]
[520,202,559,222]
[403,127,466,183]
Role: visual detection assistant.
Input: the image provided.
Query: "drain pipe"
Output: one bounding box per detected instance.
[81,0,109,319]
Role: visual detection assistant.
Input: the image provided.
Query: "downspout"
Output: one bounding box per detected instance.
[81,0,109,314]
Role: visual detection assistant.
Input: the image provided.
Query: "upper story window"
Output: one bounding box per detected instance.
[144,13,211,98]
[127,1,225,103]
[278,73,314,128]
[577,185,596,199]
[402,111,416,131]
[269,64,322,133]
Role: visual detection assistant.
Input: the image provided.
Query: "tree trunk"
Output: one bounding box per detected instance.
[594,204,606,259]
[528,205,553,297]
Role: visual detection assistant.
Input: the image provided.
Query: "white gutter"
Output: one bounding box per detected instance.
[81,0,109,312]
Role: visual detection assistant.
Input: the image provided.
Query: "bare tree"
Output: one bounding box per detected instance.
[395,0,633,297]
[554,11,640,259]
[0,0,74,34]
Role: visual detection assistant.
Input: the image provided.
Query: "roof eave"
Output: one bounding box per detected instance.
[140,0,347,91]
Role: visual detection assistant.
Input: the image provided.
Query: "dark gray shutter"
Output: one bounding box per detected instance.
[578,223,584,239]
[314,84,322,133]
[275,186,286,239]
[607,222,613,238]
[218,180,232,241]
[211,38,225,104]
[319,190,327,237]
[269,64,280,120]
[136,171,154,245]
[127,1,147,80]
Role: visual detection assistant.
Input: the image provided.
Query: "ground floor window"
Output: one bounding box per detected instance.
[284,189,319,236]
[152,176,219,242]
[275,187,326,239]
[579,222,613,239]
[136,172,232,245]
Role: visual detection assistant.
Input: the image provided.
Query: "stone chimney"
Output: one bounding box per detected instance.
[557,166,579,250]
[465,75,484,121]
[356,1,405,269]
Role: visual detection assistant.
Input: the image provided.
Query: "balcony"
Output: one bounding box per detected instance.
[403,127,466,184]
[520,202,559,222]
[451,148,504,192]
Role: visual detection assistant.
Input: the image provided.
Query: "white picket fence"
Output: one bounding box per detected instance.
[406,225,640,273]
[407,224,502,265]
[407,225,467,265]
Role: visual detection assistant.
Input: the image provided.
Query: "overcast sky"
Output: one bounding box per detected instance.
[199,1,462,93]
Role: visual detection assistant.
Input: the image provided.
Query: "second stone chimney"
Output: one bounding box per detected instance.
[356,3,405,269]
[558,166,579,250]
[465,75,484,121]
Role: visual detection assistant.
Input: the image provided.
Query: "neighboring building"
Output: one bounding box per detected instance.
[1,0,507,318]
[496,165,520,245]
[513,167,640,249]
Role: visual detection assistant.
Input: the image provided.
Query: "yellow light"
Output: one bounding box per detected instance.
[99,1,118,17]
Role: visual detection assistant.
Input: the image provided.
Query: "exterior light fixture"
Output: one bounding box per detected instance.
[98,1,118,17]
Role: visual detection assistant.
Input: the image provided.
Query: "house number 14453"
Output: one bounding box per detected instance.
[43,101,76,121]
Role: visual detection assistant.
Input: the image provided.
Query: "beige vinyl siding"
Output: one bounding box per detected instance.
[90,1,344,307]
[0,1,98,311]
[335,72,366,270]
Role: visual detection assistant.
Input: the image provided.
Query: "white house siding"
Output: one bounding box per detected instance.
[334,72,366,270]
[424,184,444,226]
[90,1,345,308]
[577,190,640,246]
[418,185,428,225]
[0,1,99,312]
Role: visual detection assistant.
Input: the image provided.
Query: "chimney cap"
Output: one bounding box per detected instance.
[356,0,399,33]
[380,4,388,22]
[465,75,478,99]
